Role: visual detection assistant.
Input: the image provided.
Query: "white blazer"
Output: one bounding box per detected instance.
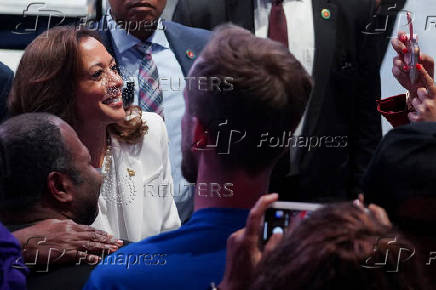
[92,112,181,242]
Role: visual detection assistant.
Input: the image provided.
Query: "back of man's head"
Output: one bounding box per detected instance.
[0,113,81,210]
[252,203,429,290]
[186,25,312,174]
[364,122,436,233]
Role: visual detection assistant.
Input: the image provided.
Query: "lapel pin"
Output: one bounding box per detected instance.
[186,49,195,60]
[321,9,331,20]
[127,168,135,177]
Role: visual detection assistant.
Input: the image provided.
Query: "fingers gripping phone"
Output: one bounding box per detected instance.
[405,12,420,84]
[261,202,323,245]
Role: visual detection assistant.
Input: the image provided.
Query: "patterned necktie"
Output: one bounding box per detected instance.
[137,43,164,117]
[268,0,289,48]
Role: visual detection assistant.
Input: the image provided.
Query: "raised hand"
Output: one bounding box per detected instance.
[391,31,434,101]
[218,194,282,290]
[408,64,436,122]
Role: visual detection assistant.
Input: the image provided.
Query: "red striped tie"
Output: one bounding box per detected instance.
[137,43,164,117]
[268,0,289,48]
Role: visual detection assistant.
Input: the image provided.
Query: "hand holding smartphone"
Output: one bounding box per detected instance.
[261,201,323,245]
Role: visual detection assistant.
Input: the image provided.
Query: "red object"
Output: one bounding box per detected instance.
[400,34,407,43]
[403,65,409,72]
[268,0,289,48]
[402,47,408,54]
[377,94,410,128]
[416,63,423,70]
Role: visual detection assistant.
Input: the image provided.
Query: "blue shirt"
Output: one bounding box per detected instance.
[84,208,249,290]
[108,13,193,222]
[0,222,27,290]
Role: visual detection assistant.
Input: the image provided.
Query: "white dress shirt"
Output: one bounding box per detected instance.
[254,0,315,75]
[92,112,181,242]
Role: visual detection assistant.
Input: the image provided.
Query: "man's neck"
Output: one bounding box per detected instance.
[109,11,157,42]
[193,156,272,211]
[0,205,67,226]
[129,27,157,43]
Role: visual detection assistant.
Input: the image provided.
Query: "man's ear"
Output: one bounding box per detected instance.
[47,171,73,203]
[191,116,208,150]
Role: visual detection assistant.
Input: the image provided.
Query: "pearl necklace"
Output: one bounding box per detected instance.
[99,136,137,206]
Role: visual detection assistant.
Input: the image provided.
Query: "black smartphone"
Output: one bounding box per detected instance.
[261,202,322,245]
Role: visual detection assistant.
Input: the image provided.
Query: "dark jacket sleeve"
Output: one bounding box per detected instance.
[349,0,406,193]
[349,0,386,195]
[0,62,13,122]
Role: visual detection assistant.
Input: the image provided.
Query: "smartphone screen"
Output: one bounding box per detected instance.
[261,202,322,245]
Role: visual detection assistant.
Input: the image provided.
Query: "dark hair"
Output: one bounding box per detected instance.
[252,203,429,290]
[188,25,312,173]
[0,113,80,210]
[8,26,147,144]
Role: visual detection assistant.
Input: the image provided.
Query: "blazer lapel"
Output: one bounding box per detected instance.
[303,0,337,136]
[226,0,255,32]
[164,21,210,76]
[290,0,337,175]
[163,21,201,76]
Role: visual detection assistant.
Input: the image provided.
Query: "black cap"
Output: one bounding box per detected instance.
[364,122,436,228]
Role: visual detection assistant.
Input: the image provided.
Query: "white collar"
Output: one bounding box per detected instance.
[106,10,169,54]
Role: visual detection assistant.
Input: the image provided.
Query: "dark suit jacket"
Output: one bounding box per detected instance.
[97,17,210,79]
[173,0,404,201]
[0,62,14,122]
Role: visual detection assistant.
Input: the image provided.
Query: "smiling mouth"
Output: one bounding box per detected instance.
[102,96,122,105]
[103,88,122,105]
[128,2,154,9]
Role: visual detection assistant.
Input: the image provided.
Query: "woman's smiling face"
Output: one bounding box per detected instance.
[75,37,126,126]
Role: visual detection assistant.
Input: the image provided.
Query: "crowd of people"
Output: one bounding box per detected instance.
[0,0,435,289]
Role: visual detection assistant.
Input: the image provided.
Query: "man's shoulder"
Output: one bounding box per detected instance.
[85,218,230,289]
[163,20,211,39]
[162,20,211,63]
[0,62,13,94]
[84,225,196,288]
[0,62,13,79]
[85,209,250,289]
